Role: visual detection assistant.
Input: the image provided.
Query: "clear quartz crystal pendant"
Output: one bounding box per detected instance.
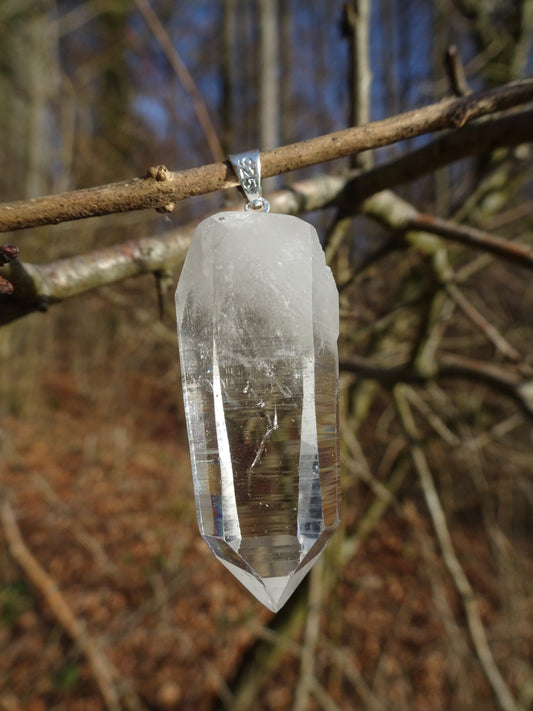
[175,152,340,612]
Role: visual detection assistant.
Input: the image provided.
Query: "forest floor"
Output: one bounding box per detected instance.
[0,365,530,711]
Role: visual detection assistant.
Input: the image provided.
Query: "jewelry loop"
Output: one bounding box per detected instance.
[228,150,270,213]
[245,198,270,213]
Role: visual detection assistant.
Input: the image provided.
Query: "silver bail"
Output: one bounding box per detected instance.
[228,149,270,213]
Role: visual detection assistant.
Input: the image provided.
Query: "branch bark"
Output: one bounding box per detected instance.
[338,108,533,206]
[1,79,532,232]
[0,173,351,325]
[259,0,281,192]
[2,170,533,327]
[361,190,533,269]
[343,0,373,168]
[445,45,472,96]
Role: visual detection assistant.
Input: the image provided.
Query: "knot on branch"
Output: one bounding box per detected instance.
[146,164,172,182]
[155,202,176,214]
[0,244,19,294]
[146,165,176,214]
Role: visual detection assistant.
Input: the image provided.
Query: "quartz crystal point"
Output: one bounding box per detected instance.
[176,212,340,612]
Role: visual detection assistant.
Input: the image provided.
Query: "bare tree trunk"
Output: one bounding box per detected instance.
[26,9,49,197]
[343,0,373,169]
[258,0,281,191]
[280,0,293,146]
[510,0,533,79]
[432,0,451,216]
[221,0,237,155]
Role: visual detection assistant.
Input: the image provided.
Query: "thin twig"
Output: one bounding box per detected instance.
[220,590,309,711]
[467,413,524,450]
[311,680,343,711]
[292,559,324,711]
[0,496,123,711]
[445,45,472,96]
[133,0,224,163]
[480,201,533,231]
[326,643,390,711]
[403,386,461,446]
[341,463,409,563]
[409,213,533,269]
[394,385,525,711]
[446,283,523,362]
[404,502,473,702]
[1,79,532,232]
[340,351,533,417]
[342,423,402,507]
[30,473,121,579]
[324,215,353,266]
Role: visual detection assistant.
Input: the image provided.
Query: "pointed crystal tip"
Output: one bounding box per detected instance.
[207,528,336,612]
[177,212,340,612]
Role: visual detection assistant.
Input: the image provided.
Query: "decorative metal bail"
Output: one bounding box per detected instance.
[228,150,270,213]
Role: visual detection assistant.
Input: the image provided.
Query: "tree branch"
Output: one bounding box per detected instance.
[1,79,532,232]
[445,282,522,361]
[292,560,324,711]
[394,385,525,711]
[2,172,532,327]
[133,0,224,163]
[0,174,347,326]
[445,45,472,96]
[361,190,533,270]
[340,352,533,417]
[409,213,533,268]
[338,108,533,206]
[0,496,123,711]
[342,0,373,168]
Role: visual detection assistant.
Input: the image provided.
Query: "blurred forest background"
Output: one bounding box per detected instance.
[1,1,533,710]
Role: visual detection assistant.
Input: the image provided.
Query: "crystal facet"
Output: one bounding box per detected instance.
[176,212,340,612]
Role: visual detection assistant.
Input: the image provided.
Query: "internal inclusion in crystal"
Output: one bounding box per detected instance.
[176,212,340,612]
